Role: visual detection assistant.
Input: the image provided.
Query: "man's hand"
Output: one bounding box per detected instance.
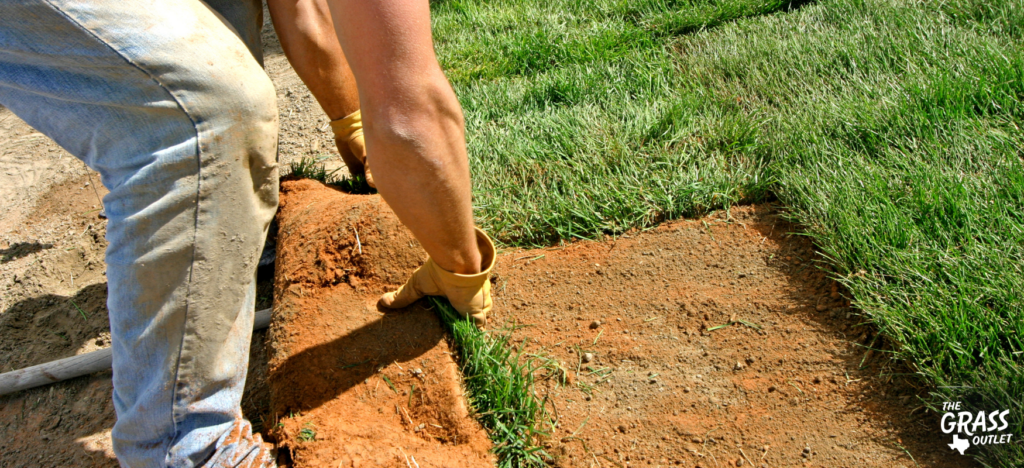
[380,228,495,327]
[330,109,375,187]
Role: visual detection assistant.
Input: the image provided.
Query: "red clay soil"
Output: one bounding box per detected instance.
[268,179,974,468]
[267,178,494,468]
[491,206,973,468]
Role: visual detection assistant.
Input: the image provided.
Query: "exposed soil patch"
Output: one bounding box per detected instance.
[269,180,974,468]
[267,179,494,467]
[0,172,118,468]
[0,173,110,373]
[492,206,972,468]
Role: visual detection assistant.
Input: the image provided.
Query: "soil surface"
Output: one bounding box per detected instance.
[492,206,967,468]
[267,180,974,468]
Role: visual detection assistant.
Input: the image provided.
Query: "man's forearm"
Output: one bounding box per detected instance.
[266,0,359,120]
[323,0,482,274]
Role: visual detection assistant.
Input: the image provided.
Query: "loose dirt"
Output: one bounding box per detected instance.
[0,170,117,468]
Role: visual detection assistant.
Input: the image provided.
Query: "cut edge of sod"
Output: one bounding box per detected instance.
[429,296,556,468]
[287,156,376,194]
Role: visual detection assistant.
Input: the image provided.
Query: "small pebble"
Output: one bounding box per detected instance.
[582,352,595,363]
[589,320,601,329]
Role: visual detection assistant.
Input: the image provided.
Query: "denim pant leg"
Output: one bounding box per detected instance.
[0,1,278,467]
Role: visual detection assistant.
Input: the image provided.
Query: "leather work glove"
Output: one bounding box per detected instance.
[330,109,375,187]
[379,228,495,328]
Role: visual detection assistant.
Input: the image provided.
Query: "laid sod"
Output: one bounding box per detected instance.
[429,0,1023,466]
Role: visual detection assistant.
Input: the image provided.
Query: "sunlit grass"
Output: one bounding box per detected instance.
[431,0,1024,465]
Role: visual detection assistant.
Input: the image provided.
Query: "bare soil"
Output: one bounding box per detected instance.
[493,206,967,468]
[266,180,973,468]
[0,168,118,467]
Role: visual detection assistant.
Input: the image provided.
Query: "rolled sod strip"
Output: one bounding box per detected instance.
[0,308,272,396]
[265,179,494,467]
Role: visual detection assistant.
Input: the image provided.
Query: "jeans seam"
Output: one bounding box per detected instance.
[39,0,204,460]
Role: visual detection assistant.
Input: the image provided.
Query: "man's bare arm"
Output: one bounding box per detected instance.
[266,0,359,121]
[323,0,481,275]
[265,0,370,176]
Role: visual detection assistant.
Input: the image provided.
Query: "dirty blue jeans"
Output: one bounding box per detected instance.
[0,1,279,466]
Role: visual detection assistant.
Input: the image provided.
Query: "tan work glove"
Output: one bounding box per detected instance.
[379,228,495,328]
[330,109,375,187]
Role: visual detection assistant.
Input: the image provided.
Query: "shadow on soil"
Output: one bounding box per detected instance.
[0,282,116,467]
[0,371,119,468]
[0,241,53,264]
[0,282,110,373]
[749,212,977,467]
[268,304,444,415]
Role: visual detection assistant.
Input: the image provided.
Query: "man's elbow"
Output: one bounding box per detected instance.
[365,75,466,157]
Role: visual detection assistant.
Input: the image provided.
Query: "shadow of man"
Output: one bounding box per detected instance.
[268,301,444,415]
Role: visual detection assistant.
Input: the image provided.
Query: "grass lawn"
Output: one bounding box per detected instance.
[429,0,1024,465]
